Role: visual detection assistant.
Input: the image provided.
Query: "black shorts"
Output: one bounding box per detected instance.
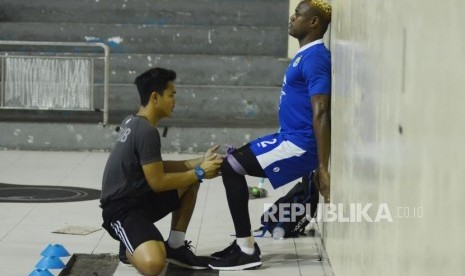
[101,190,180,254]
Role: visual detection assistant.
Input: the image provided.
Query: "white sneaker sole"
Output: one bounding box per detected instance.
[166,258,209,270]
[209,261,262,271]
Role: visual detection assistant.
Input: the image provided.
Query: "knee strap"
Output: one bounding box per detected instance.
[225,146,247,175]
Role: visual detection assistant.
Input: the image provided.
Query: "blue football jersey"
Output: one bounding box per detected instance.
[278,39,331,151]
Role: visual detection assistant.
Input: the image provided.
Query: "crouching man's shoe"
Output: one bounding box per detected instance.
[165,240,209,270]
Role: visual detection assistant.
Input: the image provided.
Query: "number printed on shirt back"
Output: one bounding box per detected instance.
[117,127,131,143]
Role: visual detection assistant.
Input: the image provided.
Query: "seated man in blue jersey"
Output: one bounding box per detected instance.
[209,0,332,270]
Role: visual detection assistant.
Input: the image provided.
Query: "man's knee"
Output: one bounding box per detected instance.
[191,181,200,192]
[223,152,250,177]
[132,241,167,276]
[220,158,235,175]
[177,181,200,198]
[137,257,165,276]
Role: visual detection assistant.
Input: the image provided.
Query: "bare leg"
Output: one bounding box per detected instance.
[124,184,203,274]
[171,182,200,231]
[127,240,166,276]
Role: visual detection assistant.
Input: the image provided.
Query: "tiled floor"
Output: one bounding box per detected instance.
[0,150,332,276]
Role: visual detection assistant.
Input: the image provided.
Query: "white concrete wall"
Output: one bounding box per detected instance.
[326,0,465,275]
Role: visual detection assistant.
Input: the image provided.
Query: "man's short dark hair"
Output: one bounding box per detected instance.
[134,67,177,106]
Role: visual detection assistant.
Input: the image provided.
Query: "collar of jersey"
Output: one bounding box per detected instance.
[296,39,324,55]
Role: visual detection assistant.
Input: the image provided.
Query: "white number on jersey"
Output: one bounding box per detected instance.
[117,127,131,143]
[259,138,277,148]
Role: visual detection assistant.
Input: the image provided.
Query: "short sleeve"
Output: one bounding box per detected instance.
[136,126,162,165]
[301,53,331,97]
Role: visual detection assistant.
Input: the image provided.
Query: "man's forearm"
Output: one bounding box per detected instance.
[150,170,199,192]
[184,157,204,170]
[313,111,331,170]
[164,157,203,172]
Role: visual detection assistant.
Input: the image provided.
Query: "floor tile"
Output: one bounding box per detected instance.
[0,150,334,276]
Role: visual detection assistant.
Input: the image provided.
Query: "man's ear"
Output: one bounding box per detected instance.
[310,16,320,27]
[151,91,159,104]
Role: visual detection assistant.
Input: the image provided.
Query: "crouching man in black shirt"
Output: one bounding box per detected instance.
[100,67,222,275]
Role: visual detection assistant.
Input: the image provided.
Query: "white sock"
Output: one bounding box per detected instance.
[237,236,255,255]
[167,230,185,249]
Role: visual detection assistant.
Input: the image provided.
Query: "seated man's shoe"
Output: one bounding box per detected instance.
[211,240,261,259]
[211,240,240,259]
[209,242,262,270]
[165,240,209,270]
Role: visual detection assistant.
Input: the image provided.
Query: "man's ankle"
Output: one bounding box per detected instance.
[167,230,186,248]
[236,236,255,255]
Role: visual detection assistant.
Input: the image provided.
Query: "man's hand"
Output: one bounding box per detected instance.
[204,145,222,161]
[315,169,330,203]
[200,154,223,179]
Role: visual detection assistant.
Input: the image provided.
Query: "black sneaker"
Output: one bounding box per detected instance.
[211,240,240,259]
[118,242,131,265]
[209,243,262,270]
[211,240,261,259]
[165,240,209,270]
